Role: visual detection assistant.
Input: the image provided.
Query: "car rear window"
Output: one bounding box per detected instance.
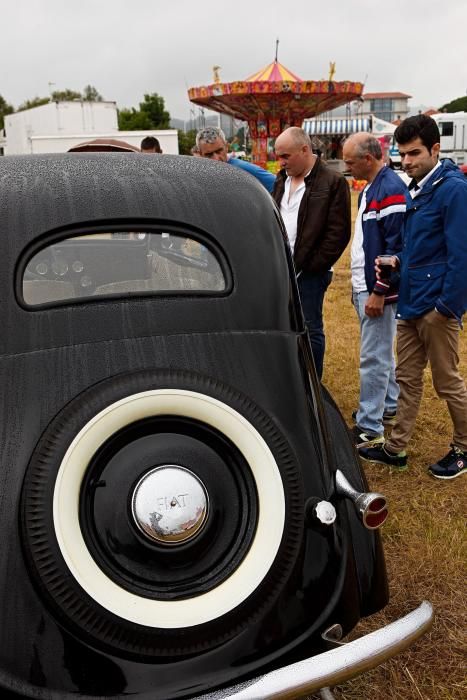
[21,230,227,307]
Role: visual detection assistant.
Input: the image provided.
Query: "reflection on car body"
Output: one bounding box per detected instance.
[0,153,432,700]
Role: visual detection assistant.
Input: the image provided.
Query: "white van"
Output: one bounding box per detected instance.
[432,112,467,165]
[390,112,467,168]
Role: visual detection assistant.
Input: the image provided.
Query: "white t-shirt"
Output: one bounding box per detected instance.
[351,185,369,292]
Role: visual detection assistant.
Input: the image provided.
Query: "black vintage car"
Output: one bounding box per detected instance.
[0,154,432,700]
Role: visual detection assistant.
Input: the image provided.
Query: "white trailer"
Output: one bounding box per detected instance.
[3,101,179,155]
[432,112,467,165]
[389,112,467,168]
[4,101,119,154]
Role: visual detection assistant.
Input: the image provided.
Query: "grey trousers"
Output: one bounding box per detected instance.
[387,309,467,453]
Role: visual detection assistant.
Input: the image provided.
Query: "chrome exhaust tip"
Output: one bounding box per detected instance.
[354,492,389,529]
[335,470,388,529]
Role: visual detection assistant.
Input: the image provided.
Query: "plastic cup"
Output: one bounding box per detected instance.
[377,255,395,280]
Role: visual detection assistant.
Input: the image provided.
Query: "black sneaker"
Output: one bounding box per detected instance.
[428,446,467,480]
[359,443,408,471]
[350,425,385,449]
[351,409,397,425]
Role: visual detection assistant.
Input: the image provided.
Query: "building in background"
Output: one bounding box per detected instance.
[360,92,411,123]
[313,92,412,124]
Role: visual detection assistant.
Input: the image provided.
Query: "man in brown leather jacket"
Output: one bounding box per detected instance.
[273,127,351,378]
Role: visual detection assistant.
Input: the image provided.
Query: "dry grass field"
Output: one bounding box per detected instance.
[310,190,466,700]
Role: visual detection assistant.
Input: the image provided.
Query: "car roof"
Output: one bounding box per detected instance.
[0,153,279,250]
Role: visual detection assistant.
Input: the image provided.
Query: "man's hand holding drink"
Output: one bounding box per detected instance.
[375,254,398,280]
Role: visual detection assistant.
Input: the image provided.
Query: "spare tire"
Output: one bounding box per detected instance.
[21,370,303,658]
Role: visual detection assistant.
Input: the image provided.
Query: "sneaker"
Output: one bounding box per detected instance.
[351,409,397,425]
[359,443,408,471]
[428,445,467,479]
[350,425,385,449]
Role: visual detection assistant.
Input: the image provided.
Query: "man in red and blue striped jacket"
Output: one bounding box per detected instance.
[343,133,407,449]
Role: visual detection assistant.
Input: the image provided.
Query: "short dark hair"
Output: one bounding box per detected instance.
[141,136,162,152]
[394,115,440,152]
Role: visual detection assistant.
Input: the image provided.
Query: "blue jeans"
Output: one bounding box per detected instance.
[298,270,333,379]
[352,290,399,436]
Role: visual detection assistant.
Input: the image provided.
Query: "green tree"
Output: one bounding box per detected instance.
[118,92,171,131]
[0,94,14,130]
[139,93,170,129]
[118,108,153,130]
[439,95,467,112]
[83,85,103,102]
[178,129,197,155]
[17,96,50,111]
[51,88,82,101]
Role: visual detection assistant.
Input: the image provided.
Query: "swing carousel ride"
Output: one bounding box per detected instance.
[188,45,363,167]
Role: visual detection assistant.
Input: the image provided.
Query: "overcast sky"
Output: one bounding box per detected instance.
[1,0,466,121]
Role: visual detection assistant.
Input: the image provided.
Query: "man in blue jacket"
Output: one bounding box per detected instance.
[343,133,407,447]
[360,115,467,479]
[195,127,276,193]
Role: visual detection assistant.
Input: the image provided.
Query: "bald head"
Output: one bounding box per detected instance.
[276,126,312,150]
[275,127,315,178]
[345,133,383,160]
[343,132,384,182]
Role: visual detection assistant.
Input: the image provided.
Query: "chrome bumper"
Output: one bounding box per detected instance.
[195,601,433,699]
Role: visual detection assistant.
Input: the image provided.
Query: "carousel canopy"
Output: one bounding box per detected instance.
[188,60,363,124]
[245,60,302,83]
